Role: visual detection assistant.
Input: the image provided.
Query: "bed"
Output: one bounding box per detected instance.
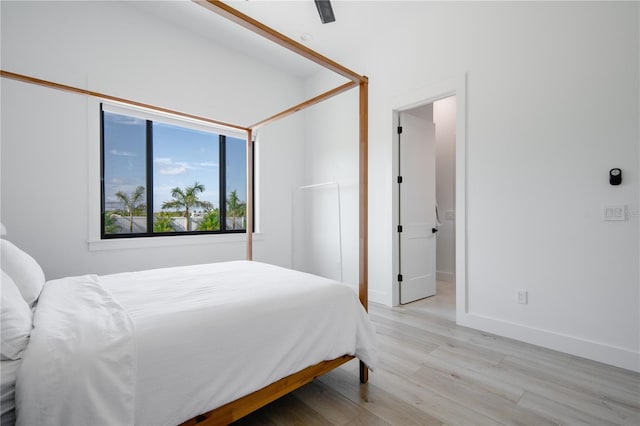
[1,1,371,424]
[1,238,377,425]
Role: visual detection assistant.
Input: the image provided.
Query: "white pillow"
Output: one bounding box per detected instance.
[1,271,32,360]
[0,240,45,307]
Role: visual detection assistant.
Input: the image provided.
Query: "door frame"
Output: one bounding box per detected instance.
[391,74,467,323]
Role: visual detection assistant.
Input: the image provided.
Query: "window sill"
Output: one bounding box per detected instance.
[88,232,263,252]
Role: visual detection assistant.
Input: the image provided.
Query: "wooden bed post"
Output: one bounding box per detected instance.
[359,77,369,384]
[246,128,253,261]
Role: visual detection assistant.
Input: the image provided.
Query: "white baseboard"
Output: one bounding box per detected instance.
[369,289,389,306]
[457,312,640,373]
[347,283,389,306]
[436,271,456,282]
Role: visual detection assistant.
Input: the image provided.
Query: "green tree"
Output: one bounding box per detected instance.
[197,209,220,231]
[162,182,213,231]
[153,212,175,232]
[226,189,246,230]
[103,212,119,234]
[227,189,247,229]
[114,185,145,233]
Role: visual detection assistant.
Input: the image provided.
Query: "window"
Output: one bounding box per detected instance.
[101,104,249,238]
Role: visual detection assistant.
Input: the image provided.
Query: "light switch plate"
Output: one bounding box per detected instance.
[603,205,626,221]
[517,290,528,305]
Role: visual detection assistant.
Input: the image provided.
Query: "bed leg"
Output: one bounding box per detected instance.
[359,360,368,383]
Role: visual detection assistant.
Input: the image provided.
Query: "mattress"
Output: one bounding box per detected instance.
[16,261,377,426]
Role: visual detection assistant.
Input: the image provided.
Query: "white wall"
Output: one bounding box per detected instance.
[303,2,639,371]
[434,96,456,281]
[252,116,304,268]
[298,84,360,290]
[0,1,304,278]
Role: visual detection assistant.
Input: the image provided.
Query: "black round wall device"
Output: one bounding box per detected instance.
[609,168,622,185]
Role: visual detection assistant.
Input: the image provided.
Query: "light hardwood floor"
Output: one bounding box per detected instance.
[235,281,640,425]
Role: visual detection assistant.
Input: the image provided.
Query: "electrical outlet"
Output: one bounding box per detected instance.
[517,290,528,305]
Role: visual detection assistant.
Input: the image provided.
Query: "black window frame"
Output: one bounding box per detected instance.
[100,104,253,239]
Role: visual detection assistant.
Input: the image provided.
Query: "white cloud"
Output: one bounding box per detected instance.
[197,161,219,168]
[159,165,188,175]
[154,157,191,175]
[110,149,137,157]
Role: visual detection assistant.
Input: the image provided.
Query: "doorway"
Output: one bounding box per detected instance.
[395,96,458,320]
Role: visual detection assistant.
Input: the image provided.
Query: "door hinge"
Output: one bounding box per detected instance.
[397,176,403,183]
[397,225,403,233]
[398,274,403,282]
[397,126,403,134]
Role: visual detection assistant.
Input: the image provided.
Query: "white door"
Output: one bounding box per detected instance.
[399,112,437,304]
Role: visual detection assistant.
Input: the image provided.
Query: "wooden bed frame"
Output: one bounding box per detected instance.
[1,1,369,424]
[179,355,355,425]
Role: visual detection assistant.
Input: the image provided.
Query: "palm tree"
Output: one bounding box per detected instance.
[153,212,175,232]
[197,209,220,231]
[226,189,246,230]
[114,185,145,233]
[162,182,213,231]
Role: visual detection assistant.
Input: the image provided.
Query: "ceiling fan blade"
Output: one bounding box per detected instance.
[314,0,335,24]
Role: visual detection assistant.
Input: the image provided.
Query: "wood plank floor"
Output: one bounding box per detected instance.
[234,281,640,425]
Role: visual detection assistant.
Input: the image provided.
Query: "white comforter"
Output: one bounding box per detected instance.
[16,261,377,426]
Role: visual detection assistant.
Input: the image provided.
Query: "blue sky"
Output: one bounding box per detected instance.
[103,111,246,213]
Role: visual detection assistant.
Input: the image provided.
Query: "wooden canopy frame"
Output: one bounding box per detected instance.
[1,0,368,423]
[193,0,369,311]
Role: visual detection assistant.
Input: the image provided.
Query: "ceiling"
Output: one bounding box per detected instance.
[128,0,381,79]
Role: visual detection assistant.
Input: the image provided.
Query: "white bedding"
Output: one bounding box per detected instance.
[1,360,21,426]
[16,261,377,426]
